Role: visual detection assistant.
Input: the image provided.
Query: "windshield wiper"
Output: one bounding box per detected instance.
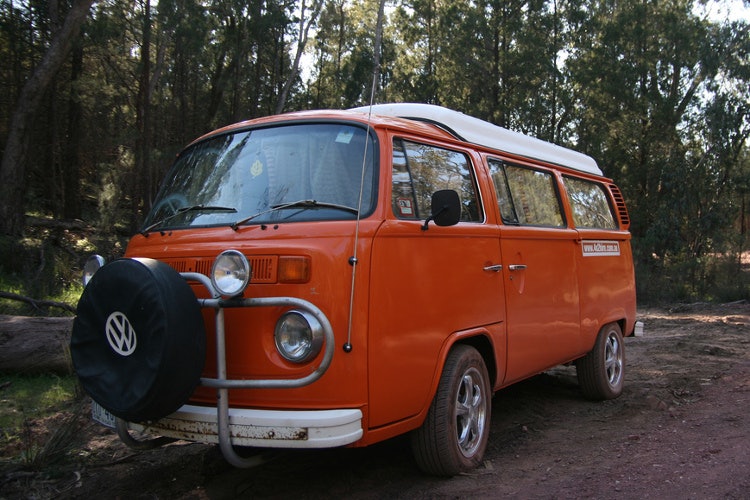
[273,199,359,214]
[141,205,237,235]
[231,199,359,231]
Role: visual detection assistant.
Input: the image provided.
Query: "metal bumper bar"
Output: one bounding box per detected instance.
[158,272,345,467]
[130,405,363,449]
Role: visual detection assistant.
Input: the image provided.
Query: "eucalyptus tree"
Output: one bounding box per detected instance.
[310,0,387,108]
[388,0,574,141]
[461,0,533,125]
[505,0,571,143]
[276,0,324,113]
[679,19,750,298]
[567,0,749,300]
[388,0,443,104]
[0,0,94,236]
[85,0,300,229]
[308,0,348,107]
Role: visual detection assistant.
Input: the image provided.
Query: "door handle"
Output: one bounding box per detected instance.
[508,264,527,271]
[483,264,503,272]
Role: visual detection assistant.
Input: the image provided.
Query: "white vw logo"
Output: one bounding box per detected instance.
[105,311,137,356]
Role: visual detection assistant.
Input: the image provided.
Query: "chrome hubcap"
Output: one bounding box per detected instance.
[604,332,623,387]
[455,367,486,457]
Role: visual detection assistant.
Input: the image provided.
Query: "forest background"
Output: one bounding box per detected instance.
[0,0,748,314]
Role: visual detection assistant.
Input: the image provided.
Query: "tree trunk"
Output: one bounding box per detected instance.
[370,0,387,103]
[0,0,94,236]
[133,0,152,228]
[0,315,74,375]
[63,37,84,220]
[276,0,323,114]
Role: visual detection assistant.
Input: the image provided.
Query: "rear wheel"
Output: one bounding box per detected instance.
[577,322,624,400]
[410,345,491,476]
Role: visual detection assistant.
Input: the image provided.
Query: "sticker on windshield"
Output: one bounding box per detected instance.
[336,129,354,144]
[397,198,414,216]
[251,159,264,178]
[581,240,620,257]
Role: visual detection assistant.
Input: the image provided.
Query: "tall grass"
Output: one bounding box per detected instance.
[0,374,80,466]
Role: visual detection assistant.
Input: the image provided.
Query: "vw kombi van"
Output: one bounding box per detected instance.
[71,103,636,476]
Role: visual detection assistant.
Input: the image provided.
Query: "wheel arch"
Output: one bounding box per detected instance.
[410,334,495,476]
[604,316,631,339]
[418,328,499,426]
[360,329,500,448]
[605,306,636,338]
[584,313,633,353]
[453,334,497,388]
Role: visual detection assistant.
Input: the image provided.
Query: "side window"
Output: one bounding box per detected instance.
[488,159,564,227]
[488,159,518,223]
[563,176,617,229]
[391,139,482,222]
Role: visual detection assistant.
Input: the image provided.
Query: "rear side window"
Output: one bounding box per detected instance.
[563,176,617,229]
[489,159,564,227]
[391,139,482,222]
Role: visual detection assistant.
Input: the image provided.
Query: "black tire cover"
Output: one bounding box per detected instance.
[71,258,206,422]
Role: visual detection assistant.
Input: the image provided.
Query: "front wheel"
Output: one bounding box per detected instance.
[576,322,625,400]
[410,345,491,476]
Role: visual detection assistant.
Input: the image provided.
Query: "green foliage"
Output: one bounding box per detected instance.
[0,375,77,430]
[0,374,79,466]
[0,226,101,316]
[635,249,748,304]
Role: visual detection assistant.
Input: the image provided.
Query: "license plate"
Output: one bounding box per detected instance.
[91,400,117,428]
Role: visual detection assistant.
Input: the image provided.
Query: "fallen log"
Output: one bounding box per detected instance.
[0,291,76,314]
[0,315,74,375]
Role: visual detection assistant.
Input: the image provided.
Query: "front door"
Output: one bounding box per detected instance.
[368,138,506,429]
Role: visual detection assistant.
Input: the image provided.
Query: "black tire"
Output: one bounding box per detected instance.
[576,322,625,400]
[71,258,206,422]
[410,345,491,476]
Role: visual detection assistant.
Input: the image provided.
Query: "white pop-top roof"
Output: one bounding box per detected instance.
[351,103,602,176]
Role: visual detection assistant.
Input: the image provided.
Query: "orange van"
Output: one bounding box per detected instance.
[71,103,636,476]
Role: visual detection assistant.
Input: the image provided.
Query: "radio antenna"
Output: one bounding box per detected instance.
[343,0,386,353]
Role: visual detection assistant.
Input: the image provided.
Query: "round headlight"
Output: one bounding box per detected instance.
[82,255,106,286]
[211,250,251,296]
[275,310,324,363]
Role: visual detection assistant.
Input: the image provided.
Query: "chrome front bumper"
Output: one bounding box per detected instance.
[127,405,363,449]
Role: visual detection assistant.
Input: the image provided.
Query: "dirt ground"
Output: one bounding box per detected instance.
[2,302,749,499]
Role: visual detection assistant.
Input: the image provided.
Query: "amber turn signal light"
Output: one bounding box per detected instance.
[278,256,311,283]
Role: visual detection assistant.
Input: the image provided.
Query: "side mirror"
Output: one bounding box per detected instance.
[422,189,461,230]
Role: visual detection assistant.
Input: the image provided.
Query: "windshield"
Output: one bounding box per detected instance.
[142,122,377,231]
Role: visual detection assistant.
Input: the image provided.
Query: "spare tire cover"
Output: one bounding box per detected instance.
[71,258,206,422]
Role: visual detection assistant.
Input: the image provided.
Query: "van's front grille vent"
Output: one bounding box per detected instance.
[608,184,630,229]
[166,258,212,276]
[165,255,278,284]
[248,256,277,283]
